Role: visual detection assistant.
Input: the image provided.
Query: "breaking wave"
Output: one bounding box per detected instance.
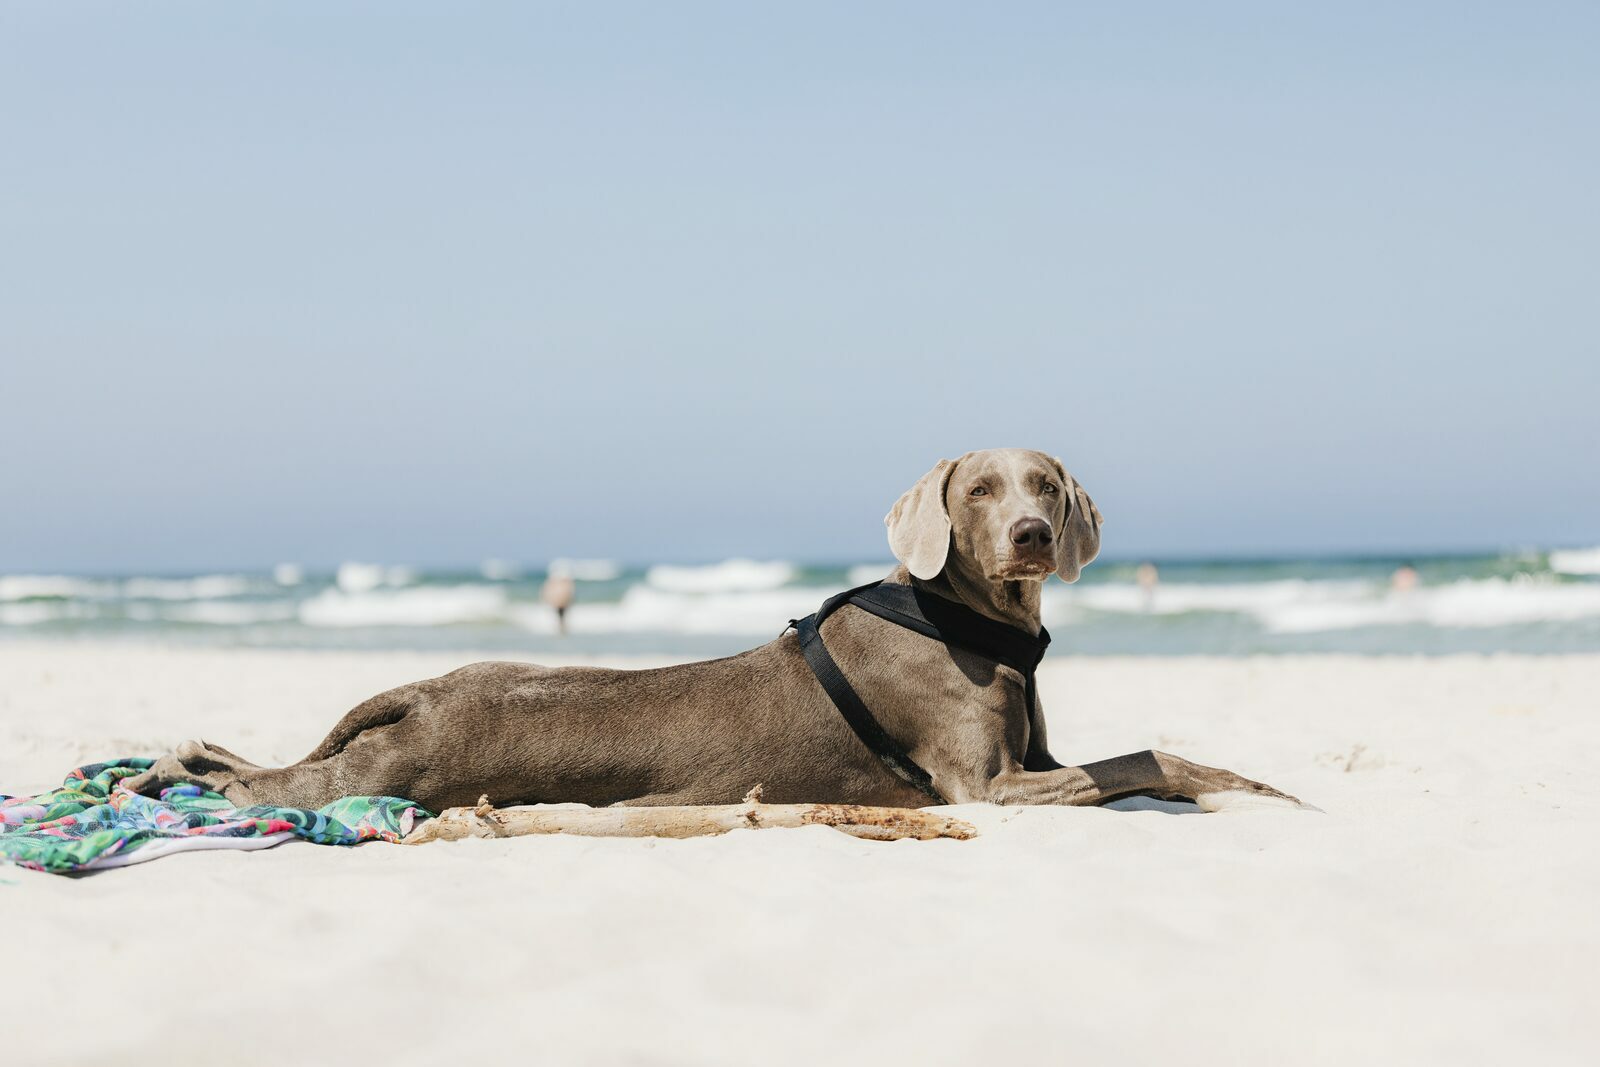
[1050,576,1600,633]
[645,559,796,594]
[1549,547,1600,576]
[299,585,509,627]
[515,586,824,637]
[3,552,1599,652]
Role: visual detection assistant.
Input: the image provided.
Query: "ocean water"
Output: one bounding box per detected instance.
[3,549,1600,656]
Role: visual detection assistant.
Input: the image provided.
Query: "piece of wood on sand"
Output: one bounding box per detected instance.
[404,786,977,844]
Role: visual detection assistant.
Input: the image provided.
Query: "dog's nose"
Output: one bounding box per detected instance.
[1009,517,1053,549]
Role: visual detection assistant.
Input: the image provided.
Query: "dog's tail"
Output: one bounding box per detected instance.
[299,686,415,762]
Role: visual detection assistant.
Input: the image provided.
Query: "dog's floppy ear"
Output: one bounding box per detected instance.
[885,458,958,580]
[1052,458,1103,583]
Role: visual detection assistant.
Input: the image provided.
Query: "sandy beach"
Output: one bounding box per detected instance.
[8,3,1596,1063]
[2,642,1593,1065]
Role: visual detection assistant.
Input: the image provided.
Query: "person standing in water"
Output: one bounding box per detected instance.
[1136,561,1160,612]
[541,562,576,635]
[1390,562,1420,594]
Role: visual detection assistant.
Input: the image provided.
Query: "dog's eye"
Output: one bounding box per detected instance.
[969,485,988,497]
[1041,482,1058,494]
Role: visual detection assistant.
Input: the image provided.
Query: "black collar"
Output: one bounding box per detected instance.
[789,580,1051,804]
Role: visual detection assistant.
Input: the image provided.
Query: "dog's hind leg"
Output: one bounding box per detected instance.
[123,736,405,811]
[121,739,266,806]
[298,685,417,763]
[123,685,425,810]
[223,687,430,809]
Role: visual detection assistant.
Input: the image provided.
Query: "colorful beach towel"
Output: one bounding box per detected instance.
[0,758,428,874]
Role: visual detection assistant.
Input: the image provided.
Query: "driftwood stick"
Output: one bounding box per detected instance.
[404,788,976,844]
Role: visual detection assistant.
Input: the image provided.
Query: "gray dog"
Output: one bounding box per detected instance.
[126,449,1305,813]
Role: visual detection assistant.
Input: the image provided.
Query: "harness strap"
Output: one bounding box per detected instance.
[787,580,1052,806]
[845,582,1050,676]
[791,611,944,802]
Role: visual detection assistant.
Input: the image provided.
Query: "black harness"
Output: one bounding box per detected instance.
[787,580,1052,804]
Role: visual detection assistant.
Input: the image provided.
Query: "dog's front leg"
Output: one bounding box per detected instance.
[974,750,1311,810]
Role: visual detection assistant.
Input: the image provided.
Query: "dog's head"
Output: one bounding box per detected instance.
[885,449,1102,584]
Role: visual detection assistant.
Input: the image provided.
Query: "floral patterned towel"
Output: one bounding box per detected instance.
[0,758,428,874]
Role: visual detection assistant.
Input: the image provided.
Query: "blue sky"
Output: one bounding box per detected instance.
[3,3,1596,571]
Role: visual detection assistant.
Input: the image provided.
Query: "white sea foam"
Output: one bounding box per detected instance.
[335,562,416,594]
[273,563,304,586]
[1049,575,1600,633]
[120,575,255,600]
[645,559,796,594]
[479,559,521,581]
[6,554,1599,645]
[299,574,1600,637]
[847,563,897,585]
[1549,547,1600,576]
[163,602,300,625]
[549,558,622,582]
[0,601,76,625]
[1260,577,1600,633]
[3,573,260,602]
[1056,578,1370,617]
[0,575,116,601]
[335,562,383,593]
[513,585,830,636]
[299,585,509,627]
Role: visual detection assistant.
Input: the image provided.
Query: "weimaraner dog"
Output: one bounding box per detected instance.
[126,449,1305,813]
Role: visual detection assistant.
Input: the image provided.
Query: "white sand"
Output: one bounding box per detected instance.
[2,643,1595,1065]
